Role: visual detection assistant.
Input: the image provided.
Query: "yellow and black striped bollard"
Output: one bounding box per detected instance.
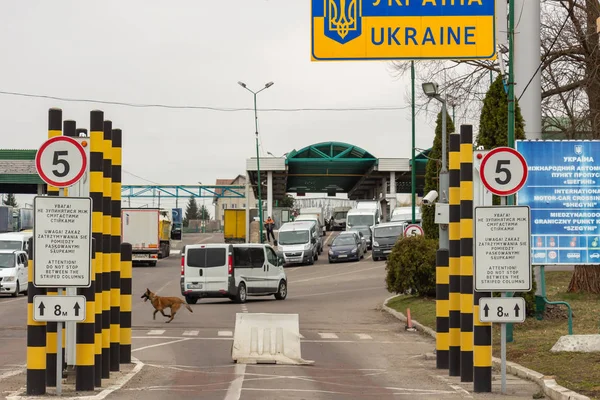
[448,133,461,377]
[459,125,474,383]
[90,110,104,387]
[76,238,96,390]
[110,128,122,370]
[436,247,449,369]
[102,121,112,378]
[27,234,46,395]
[120,243,133,363]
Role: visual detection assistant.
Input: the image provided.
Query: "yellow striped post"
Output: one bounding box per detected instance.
[436,247,449,369]
[120,243,132,363]
[45,110,62,387]
[110,128,122,371]
[459,125,474,382]
[76,239,95,390]
[90,110,104,387]
[27,235,46,395]
[102,121,112,378]
[448,133,461,377]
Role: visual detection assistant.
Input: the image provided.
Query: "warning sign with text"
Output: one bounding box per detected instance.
[474,206,531,292]
[33,196,92,288]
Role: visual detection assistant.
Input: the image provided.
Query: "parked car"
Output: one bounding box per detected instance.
[346,230,367,255]
[348,225,373,250]
[0,250,28,297]
[328,232,362,263]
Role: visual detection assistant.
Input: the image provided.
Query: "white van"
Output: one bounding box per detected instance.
[0,232,33,254]
[292,215,324,254]
[346,208,379,231]
[277,221,319,265]
[180,243,287,304]
[391,207,421,224]
[0,250,28,297]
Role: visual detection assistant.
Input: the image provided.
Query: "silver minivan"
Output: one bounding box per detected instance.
[277,221,319,265]
[180,243,287,304]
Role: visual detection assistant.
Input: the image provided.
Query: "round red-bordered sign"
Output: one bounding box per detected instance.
[479,147,528,196]
[404,224,424,237]
[35,136,87,187]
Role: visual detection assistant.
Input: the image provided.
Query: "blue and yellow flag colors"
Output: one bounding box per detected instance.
[311,0,496,61]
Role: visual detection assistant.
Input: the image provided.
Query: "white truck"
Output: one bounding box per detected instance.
[121,208,164,266]
[298,207,326,234]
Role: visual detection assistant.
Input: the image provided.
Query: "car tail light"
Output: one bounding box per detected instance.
[228,255,233,275]
[181,255,185,275]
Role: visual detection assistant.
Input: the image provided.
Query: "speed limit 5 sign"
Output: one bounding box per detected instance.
[35,136,87,188]
[479,147,528,196]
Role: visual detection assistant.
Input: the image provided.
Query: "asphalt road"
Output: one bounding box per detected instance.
[0,232,542,399]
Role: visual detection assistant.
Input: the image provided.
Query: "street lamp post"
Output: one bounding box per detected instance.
[238,81,274,244]
[422,82,449,249]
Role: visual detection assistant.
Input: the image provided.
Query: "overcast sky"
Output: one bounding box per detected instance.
[1,1,455,210]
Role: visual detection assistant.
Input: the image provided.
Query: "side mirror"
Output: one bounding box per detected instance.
[277,256,284,266]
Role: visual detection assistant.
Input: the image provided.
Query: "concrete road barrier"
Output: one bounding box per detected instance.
[231,313,314,365]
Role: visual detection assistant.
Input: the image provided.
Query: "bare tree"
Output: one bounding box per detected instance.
[392,0,600,140]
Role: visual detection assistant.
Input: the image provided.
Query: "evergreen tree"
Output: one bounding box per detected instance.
[3,194,18,207]
[199,205,211,221]
[183,197,199,227]
[477,75,526,205]
[279,194,295,208]
[477,75,526,149]
[421,110,455,239]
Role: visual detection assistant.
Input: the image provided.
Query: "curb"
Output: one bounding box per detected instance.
[382,295,590,400]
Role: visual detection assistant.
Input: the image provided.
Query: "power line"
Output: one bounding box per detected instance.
[122,169,160,184]
[0,89,412,112]
[517,3,574,102]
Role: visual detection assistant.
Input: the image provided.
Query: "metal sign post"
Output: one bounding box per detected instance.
[476,147,531,394]
[34,136,90,396]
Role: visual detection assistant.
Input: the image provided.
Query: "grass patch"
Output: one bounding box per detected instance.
[386,272,600,399]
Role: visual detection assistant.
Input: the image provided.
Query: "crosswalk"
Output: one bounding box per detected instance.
[135,329,379,341]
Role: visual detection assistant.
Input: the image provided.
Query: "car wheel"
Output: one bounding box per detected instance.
[150,261,157,267]
[328,258,333,264]
[373,256,379,261]
[274,280,287,300]
[314,252,319,261]
[185,295,198,304]
[235,283,247,304]
[12,281,19,297]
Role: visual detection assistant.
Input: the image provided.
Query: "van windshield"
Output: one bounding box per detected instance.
[0,254,15,268]
[279,230,309,245]
[347,215,374,227]
[374,225,404,238]
[0,241,21,251]
[186,248,226,268]
[333,211,348,220]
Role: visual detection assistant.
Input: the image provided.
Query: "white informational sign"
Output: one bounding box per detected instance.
[479,147,528,196]
[35,136,87,188]
[479,297,526,323]
[404,224,424,237]
[33,196,92,288]
[474,206,531,292]
[33,295,86,322]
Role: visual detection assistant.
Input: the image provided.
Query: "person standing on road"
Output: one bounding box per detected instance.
[265,216,275,242]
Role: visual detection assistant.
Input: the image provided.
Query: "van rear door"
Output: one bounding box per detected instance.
[185,245,230,293]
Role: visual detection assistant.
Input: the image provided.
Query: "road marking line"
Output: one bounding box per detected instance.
[293,264,383,283]
[356,333,372,340]
[318,333,338,339]
[292,286,382,299]
[132,338,190,353]
[147,330,165,335]
[0,366,25,381]
[224,363,246,400]
[182,330,199,336]
[218,330,233,337]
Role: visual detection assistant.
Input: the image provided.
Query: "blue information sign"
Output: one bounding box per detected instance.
[516,140,600,265]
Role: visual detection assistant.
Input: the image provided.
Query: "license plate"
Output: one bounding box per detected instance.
[187,283,202,289]
[134,254,149,258]
[384,250,391,254]
[338,255,347,258]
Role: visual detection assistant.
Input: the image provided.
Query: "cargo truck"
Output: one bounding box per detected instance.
[224,209,246,243]
[0,206,14,233]
[121,208,171,266]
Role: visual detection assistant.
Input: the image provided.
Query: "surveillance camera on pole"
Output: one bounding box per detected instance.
[422,190,438,205]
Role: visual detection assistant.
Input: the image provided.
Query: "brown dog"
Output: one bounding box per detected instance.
[141,288,193,323]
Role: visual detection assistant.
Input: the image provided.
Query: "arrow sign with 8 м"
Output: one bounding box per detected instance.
[479,147,528,196]
[35,136,87,188]
[478,297,526,323]
[33,295,86,322]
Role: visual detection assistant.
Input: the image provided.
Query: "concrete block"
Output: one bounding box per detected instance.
[551,334,600,353]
